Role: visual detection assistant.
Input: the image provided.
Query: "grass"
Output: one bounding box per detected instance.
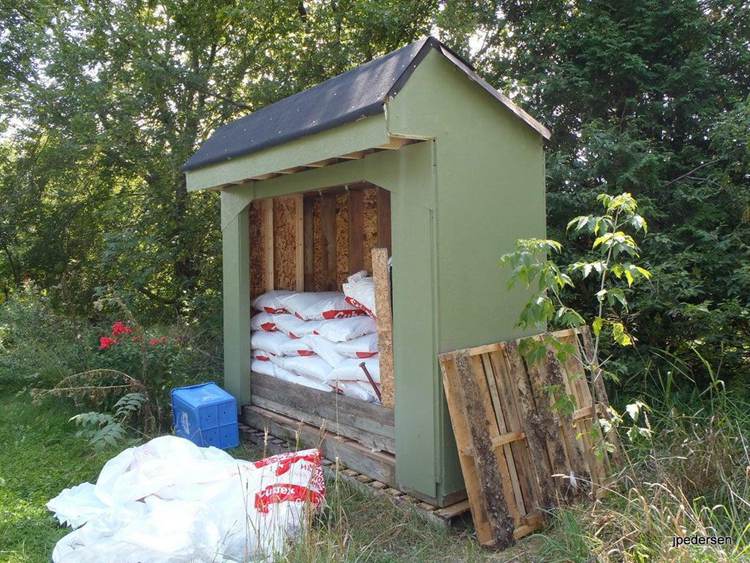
[0,386,124,562]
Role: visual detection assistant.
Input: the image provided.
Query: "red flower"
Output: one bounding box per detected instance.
[148,336,167,346]
[98,336,117,350]
[111,321,133,336]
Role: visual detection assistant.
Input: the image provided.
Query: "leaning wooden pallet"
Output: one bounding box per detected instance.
[438,327,619,549]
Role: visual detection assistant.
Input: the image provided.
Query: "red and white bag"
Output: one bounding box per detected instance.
[328,356,380,383]
[273,315,323,339]
[253,349,274,362]
[251,312,277,332]
[271,366,332,392]
[278,338,315,357]
[251,358,276,377]
[252,290,294,314]
[315,316,377,342]
[279,292,364,320]
[334,333,379,358]
[251,330,294,357]
[304,335,346,367]
[336,381,380,403]
[342,271,377,318]
[277,355,334,382]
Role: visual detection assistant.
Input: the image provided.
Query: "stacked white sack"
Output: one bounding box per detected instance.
[250,290,381,403]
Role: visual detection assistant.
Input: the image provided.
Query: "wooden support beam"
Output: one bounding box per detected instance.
[321,192,338,290]
[348,189,365,273]
[372,248,394,409]
[376,187,392,253]
[339,150,366,160]
[303,198,314,290]
[293,194,304,291]
[378,137,412,150]
[260,198,274,291]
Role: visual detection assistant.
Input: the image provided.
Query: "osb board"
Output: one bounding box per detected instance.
[362,187,378,273]
[250,184,389,295]
[438,327,618,550]
[273,196,299,290]
[249,201,264,299]
[335,192,349,287]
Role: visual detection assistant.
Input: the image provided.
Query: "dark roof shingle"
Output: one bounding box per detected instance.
[183,37,549,172]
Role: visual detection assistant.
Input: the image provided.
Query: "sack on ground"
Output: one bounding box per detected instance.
[47,436,325,562]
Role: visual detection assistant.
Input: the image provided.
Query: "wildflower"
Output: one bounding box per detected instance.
[99,336,117,350]
[148,336,167,346]
[111,321,133,336]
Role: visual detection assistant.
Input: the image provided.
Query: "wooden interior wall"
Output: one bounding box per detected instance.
[250,184,391,299]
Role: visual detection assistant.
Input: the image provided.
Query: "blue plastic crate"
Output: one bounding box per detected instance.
[171,382,239,449]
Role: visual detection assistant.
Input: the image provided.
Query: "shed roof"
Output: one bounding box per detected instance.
[183,37,550,172]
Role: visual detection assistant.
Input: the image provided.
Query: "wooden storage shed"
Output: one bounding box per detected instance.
[183,36,550,507]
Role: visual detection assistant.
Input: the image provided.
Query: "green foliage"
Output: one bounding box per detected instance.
[70,392,147,450]
[501,192,651,351]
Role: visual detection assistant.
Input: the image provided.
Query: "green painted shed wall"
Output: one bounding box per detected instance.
[384,49,546,498]
[190,47,546,505]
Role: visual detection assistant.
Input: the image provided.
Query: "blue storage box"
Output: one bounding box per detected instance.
[171,382,239,449]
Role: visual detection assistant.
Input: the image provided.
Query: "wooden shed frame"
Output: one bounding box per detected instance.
[184,38,550,506]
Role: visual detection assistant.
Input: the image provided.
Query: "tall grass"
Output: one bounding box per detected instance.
[538,351,750,562]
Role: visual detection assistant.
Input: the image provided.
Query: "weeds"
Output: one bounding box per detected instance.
[537,354,750,562]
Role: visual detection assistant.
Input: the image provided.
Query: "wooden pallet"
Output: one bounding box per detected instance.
[438,327,617,549]
[238,422,471,527]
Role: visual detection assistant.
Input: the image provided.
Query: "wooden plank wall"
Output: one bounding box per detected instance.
[438,327,616,549]
[250,184,391,298]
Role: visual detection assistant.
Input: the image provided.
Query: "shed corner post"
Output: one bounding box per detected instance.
[221,189,252,409]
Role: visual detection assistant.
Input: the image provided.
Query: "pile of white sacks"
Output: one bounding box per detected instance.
[250,272,381,403]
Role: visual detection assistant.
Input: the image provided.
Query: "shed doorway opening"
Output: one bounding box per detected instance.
[245,182,397,485]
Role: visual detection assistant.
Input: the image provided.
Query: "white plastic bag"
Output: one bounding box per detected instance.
[328,356,380,383]
[304,335,346,367]
[252,290,294,314]
[278,339,314,357]
[251,358,276,376]
[48,436,325,562]
[315,316,377,342]
[280,291,364,320]
[336,381,380,403]
[334,333,379,358]
[343,271,377,318]
[271,366,333,392]
[253,349,274,362]
[277,355,334,382]
[251,330,294,356]
[250,312,277,332]
[273,315,323,339]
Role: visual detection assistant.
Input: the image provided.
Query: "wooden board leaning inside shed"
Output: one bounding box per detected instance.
[438,327,618,549]
[244,182,401,494]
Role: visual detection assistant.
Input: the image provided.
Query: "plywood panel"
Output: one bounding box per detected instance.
[335,192,350,286]
[250,183,391,296]
[273,196,299,290]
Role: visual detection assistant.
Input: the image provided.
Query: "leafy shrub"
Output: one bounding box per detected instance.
[0,284,99,387]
